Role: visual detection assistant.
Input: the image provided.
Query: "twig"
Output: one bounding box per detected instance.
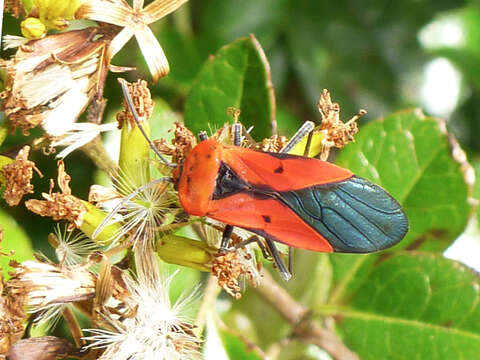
[249,34,277,135]
[81,135,117,174]
[255,268,358,360]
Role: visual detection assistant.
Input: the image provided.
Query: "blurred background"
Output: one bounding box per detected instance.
[1,0,480,280]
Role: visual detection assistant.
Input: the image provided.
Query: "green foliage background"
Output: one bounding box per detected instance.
[2,0,480,359]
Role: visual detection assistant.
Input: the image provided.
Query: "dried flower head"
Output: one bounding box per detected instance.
[6,260,96,328]
[0,27,113,136]
[4,0,23,17]
[318,89,366,160]
[211,251,248,300]
[116,79,155,129]
[25,161,87,229]
[49,225,98,266]
[260,134,288,153]
[107,173,175,250]
[77,0,189,82]
[1,146,42,206]
[0,274,26,355]
[205,225,261,298]
[84,252,201,360]
[153,122,197,163]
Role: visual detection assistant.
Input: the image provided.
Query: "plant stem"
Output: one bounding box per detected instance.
[255,268,358,360]
[81,135,117,174]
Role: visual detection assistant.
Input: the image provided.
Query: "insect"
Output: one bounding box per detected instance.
[174,137,408,254]
[108,80,408,280]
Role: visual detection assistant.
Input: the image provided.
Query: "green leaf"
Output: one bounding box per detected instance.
[0,116,8,148]
[197,0,288,51]
[220,331,263,360]
[156,26,203,88]
[336,109,472,251]
[0,208,34,279]
[323,253,480,360]
[474,160,480,224]
[204,313,262,360]
[0,155,13,186]
[420,6,480,88]
[184,36,275,140]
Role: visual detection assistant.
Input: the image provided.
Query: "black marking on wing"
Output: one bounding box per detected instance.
[274,165,284,173]
[278,176,408,252]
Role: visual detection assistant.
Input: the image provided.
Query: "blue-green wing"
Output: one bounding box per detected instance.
[278,176,408,252]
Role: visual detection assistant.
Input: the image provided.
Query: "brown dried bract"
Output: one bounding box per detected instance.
[92,259,131,328]
[318,89,366,160]
[4,0,23,17]
[260,134,288,153]
[0,275,26,356]
[211,251,249,299]
[7,336,81,360]
[154,122,196,163]
[117,79,155,129]
[25,161,86,229]
[88,184,123,206]
[1,146,42,206]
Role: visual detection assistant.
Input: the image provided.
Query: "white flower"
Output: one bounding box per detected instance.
[2,35,30,49]
[84,266,200,359]
[7,261,96,328]
[1,28,110,136]
[50,225,98,266]
[51,122,118,158]
[93,172,176,249]
[77,0,189,81]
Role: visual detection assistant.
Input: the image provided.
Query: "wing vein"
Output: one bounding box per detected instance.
[333,188,397,241]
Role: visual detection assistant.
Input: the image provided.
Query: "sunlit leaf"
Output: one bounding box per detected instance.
[0,208,34,279]
[325,253,480,360]
[184,36,276,140]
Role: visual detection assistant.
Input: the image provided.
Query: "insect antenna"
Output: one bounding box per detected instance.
[118,78,176,168]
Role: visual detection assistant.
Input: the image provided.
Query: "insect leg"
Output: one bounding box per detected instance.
[278,123,315,277]
[219,225,234,252]
[234,235,269,259]
[279,121,315,153]
[218,123,242,252]
[265,240,292,281]
[233,122,242,146]
[233,236,291,280]
[288,247,294,275]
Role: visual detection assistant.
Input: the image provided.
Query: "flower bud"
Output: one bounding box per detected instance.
[21,17,46,39]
